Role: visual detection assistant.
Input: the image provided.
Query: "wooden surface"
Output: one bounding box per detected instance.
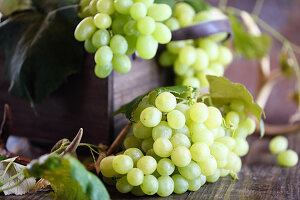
[2,132,300,200]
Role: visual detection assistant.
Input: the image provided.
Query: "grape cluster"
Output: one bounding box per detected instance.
[159,3,233,88]
[100,91,256,197]
[269,136,298,167]
[75,0,172,78]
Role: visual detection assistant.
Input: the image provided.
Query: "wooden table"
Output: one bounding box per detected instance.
[2,132,299,200]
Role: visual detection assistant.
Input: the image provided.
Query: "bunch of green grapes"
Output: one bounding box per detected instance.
[159,2,233,88]
[74,0,172,78]
[100,91,256,197]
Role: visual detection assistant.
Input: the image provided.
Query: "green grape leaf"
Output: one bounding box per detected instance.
[229,14,271,59]
[0,5,84,105]
[0,0,32,17]
[25,154,110,200]
[114,86,196,122]
[0,155,7,161]
[207,75,265,124]
[279,51,294,79]
[183,0,211,12]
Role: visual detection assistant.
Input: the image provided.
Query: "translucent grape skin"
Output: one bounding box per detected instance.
[155,92,177,112]
[233,138,249,157]
[277,150,298,167]
[167,110,186,130]
[124,148,144,166]
[92,29,111,48]
[112,55,132,74]
[137,16,155,35]
[269,136,288,155]
[172,174,189,194]
[190,142,211,163]
[179,46,197,66]
[94,13,112,29]
[96,0,115,15]
[114,0,133,15]
[152,121,173,141]
[206,169,220,183]
[130,2,147,20]
[94,63,113,78]
[127,168,144,186]
[225,111,240,130]
[204,107,223,129]
[170,133,191,148]
[110,35,128,55]
[140,107,162,127]
[187,176,202,191]
[100,156,118,177]
[141,137,154,153]
[171,146,191,167]
[215,136,236,151]
[153,137,173,157]
[74,17,96,41]
[116,176,133,193]
[157,175,174,197]
[191,128,214,146]
[210,142,229,162]
[141,175,159,195]
[152,23,172,44]
[198,39,219,60]
[123,135,141,149]
[136,35,158,59]
[147,4,172,21]
[178,161,201,180]
[94,46,113,66]
[189,103,209,123]
[198,155,217,176]
[157,158,175,176]
[137,156,157,175]
[112,155,133,174]
[84,37,97,53]
[133,121,153,139]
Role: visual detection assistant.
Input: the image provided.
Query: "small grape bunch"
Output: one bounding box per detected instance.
[74,0,172,78]
[159,2,233,88]
[100,91,256,197]
[269,136,298,167]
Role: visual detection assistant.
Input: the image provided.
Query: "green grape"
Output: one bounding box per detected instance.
[269,136,288,155]
[174,104,190,116]
[182,77,200,88]
[80,0,92,8]
[191,128,214,146]
[192,49,209,71]
[217,46,233,66]
[206,169,220,183]
[114,0,133,14]
[183,68,195,78]
[174,59,189,76]
[140,107,162,127]
[137,156,157,175]
[153,137,173,157]
[157,158,175,176]
[133,0,154,8]
[111,15,129,34]
[127,168,144,186]
[136,35,158,59]
[188,121,206,134]
[238,111,247,123]
[215,136,236,151]
[167,110,186,130]
[190,142,210,162]
[233,138,249,157]
[199,174,206,186]
[225,152,241,173]
[210,62,224,76]
[130,2,147,20]
[125,35,137,55]
[116,176,133,193]
[94,13,112,29]
[124,135,141,149]
[84,37,97,53]
[229,99,245,113]
[225,111,240,130]
[204,106,223,129]
[155,92,176,112]
[165,17,180,31]
[219,169,230,177]
[159,51,176,67]
[100,156,118,177]
[102,176,116,186]
[197,155,217,176]
[124,148,144,166]
[179,46,197,66]
[178,13,194,27]
[167,41,186,54]
[133,101,152,122]
[157,176,174,197]
[96,0,115,14]
[74,17,96,41]
[94,62,113,78]
[217,159,227,168]
[141,137,154,153]
[171,146,191,167]
[211,126,225,139]
[277,150,298,167]
[92,29,111,48]
[141,175,158,195]
[198,39,219,61]
[170,133,191,148]
[187,176,202,191]
[131,186,145,196]
[152,121,172,141]
[172,174,189,194]
[94,45,113,66]
[112,54,131,74]
[233,125,248,139]
[147,4,172,21]
[193,11,212,23]
[152,23,171,44]
[241,117,256,135]
[78,6,92,18]
[112,155,133,174]
[133,121,152,139]
[173,125,190,138]
[189,103,209,123]
[178,161,201,180]
[137,16,155,35]
[123,20,137,36]
[146,149,161,161]
[110,35,128,55]
[210,142,229,161]
[174,2,195,17]
[89,0,98,15]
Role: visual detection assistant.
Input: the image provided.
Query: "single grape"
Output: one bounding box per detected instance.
[178,161,201,180]
[215,136,236,151]
[182,77,200,88]
[159,51,176,67]
[277,150,298,167]
[197,155,217,176]
[175,103,190,115]
[190,142,210,162]
[140,107,162,127]
[187,176,202,191]
[112,155,133,174]
[269,136,288,155]
[92,29,111,48]
[116,176,133,193]
[217,46,233,66]
[127,168,144,186]
[198,39,219,61]
[136,35,158,59]
[84,37,97,53]
[157,158,175,176]
[172,174,189,194]
[152,23,172,44]
[192,49,209,71]
[141,175,158,195]
[155,92,176,112]
[141,137,154,153]
[225,111,240,130]
[233,125,248,139]
[165,17,180,31]
[229,99,245,113]
[94,63,113,78]
[74,17,96,41]
[111,15,129,34]
[241,117,256,135]
[174,2,195,17]
[210,142,229,161]
[114,0,133,14]
[157,175,174,197]
[225,152,241,173]
[130,2,147,20]
[204,106,223,129]
[80,0,92,8]
[153,137,173,157]
[123,135,141,149]
[233,138,249,157]
[179,46,197,66]
[137,156,157,175]
[78,6,92,19]
[146,149,161,161]
[188,121,206,134]
[173,125,190,138]
[112,54,131,74]
[171,146,191,167]
[206,169,220,183]
[96,0,115,14]
[167,110,186,130]
[133,121,153,139]
[170,133,191,148]
[88,0,98,15]
[94,13,112,29]
[167,41,186,54]
[191,128,214,146]
[211,126,225,139]
[110,35,128,55]
[189,103,209,123]
[152,121,172,141]
[147,4,172,21]
[133,0,154,8]
[123,20,137,36]
[137,16,155,35]
[178,13,193,27]
[131,186,145,196]
[100,156,118,177]
[174,59,190,76]
[94,46,113,66]
[124,148,144,166]
[217,159,228,168]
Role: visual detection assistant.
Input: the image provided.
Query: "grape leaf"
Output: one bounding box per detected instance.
[0,0,32,17]
[229,14,271,59]
[25,154,110,200]
[207,75,264,124]
[0,5,84,105]
[279,51,294,79]
[114,86,196,122]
